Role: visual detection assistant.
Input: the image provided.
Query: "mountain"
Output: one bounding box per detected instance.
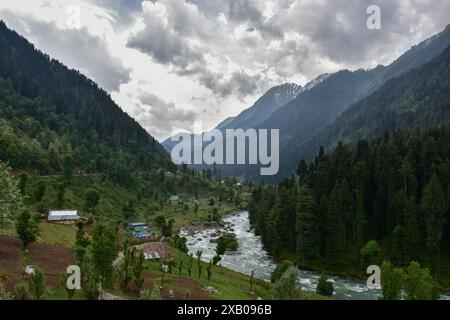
[162,82,302,152]
[0,21,171,186]
[249,24,450,180]
[223,83,303,130]
[300,43,450,160]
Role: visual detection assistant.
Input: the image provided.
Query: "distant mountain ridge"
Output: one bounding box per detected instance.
[218,24,450,181]
[162,82,302,152]
[300,43,450,162]
[163,24,450,182]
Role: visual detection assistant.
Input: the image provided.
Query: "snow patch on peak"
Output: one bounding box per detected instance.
[303,73,331,92]
[267,83,303,101]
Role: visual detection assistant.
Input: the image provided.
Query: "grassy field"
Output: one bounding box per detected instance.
[0,222,77,247]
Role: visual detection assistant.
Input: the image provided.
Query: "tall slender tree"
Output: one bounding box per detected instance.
[422,174,447,265]
[296,185,317,262]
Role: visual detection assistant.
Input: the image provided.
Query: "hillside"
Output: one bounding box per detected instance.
[0,21,171,188]
[249,123,450,290]
[188,24,450,181]
[302,44,450,159]
[265,24,450,180]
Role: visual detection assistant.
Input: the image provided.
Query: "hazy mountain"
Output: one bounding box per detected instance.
[164,24,450,182]
[162,83,302,152]
[300,43,450,161]
[256,24,450,180]
[224,83,303,130]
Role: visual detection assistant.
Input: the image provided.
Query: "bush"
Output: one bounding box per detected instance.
[360,240,380,268]
[271,267,303,300]
[271,260,294,283]
[316,274,334,297]
[216,233,238,256]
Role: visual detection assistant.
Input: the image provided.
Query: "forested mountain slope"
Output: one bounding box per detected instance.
[0,21,171,186]
[228,24,450,181]
[249,123,450,289]
[301,44,450,161]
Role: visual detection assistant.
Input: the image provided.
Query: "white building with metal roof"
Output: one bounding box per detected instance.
[47,210,80,223]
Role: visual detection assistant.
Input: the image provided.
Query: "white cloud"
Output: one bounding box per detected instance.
[1,0,449,141]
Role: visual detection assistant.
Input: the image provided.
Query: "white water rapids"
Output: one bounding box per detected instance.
[180,211,384,300]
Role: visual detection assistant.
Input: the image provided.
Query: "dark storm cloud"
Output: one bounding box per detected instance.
[128,16,205,68]
[0,9,131,91]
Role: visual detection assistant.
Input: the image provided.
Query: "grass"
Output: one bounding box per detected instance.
[37,223,77,247]
[143,246,272,300]
[1,222,77,248]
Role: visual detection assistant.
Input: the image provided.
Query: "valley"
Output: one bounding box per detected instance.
[1,12,450,303]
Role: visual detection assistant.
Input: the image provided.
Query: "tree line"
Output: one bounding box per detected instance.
[249,124,450,276]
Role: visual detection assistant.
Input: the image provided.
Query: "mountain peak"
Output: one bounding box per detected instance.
[303,73,331,91]
[266,83,302,97]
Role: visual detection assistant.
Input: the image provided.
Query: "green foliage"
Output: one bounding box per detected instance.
[154,215,175,237]
[56,182,66,208]
[360,240,380,268]
[91,224,118,285]
[248,123,450,275]
[74,224,90,267]
[59,272,75,300]
[84,190,100,212]
[173,235,188,254]
[403,261,439,300]
[296,185,317,261]
[82,273,99,300]
[28,268,47,300]
[316,274,334,297]
[271,267,303,300]
[119,238,133,289]
[33,180,46,203]
[196,250,203,279]
[16,210,38,249]
[18,173,28,196]
[422,174,447,264]
[133,250,145,292]
[207,261,213,281]
[0,162,23,226]
[216,233,238,257]
[381,260,439,300]
[0,22,171,186]
[381,261,403,300]
[14,282,31,300]
[392,225,405,260]
[0,282,12,300]
[187,254,194,277]
[271,260,294,283]
[121,200,136,220]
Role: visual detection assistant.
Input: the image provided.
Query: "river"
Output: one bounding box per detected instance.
[180,211,383,300]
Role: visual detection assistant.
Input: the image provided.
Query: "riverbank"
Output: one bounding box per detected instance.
[181,211,385,300]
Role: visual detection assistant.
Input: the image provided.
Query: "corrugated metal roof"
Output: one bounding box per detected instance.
[48,210,80,221]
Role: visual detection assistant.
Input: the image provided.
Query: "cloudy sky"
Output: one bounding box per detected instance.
[0,0,449,141]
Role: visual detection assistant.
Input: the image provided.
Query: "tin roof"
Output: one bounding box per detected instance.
[48,210,80,221]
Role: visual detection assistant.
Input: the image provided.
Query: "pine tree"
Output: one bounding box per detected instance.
[353,162,368,246]
[326,181,347,258]
[16,210,38,249]
[296,185,317,261]
[421,174,447,265]
[403,197,422,262]
[381,261,403,300]
[0,162,24,227]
